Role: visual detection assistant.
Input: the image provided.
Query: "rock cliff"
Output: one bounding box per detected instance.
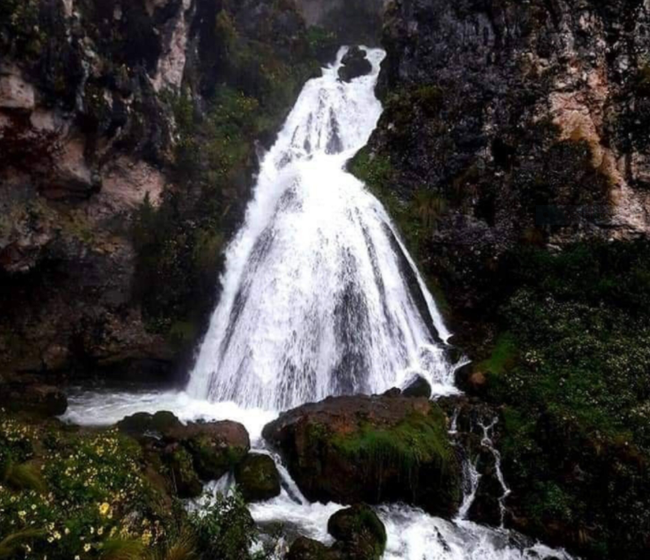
[0,0,323,384]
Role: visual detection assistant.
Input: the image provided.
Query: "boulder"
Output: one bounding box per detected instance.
[402,375,432,399]
[164,444,203,498]
[263,395,461,518]
[172,421,250,480]
[338,47,372,82]
[117,410,183,437]
[118,412,250,480]
[0,69,35,112]
[235,453,281,502]
[0,381,68,417]
[287,537,336,560]
[328,505,386,560]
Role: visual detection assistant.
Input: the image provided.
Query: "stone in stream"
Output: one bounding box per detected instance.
[263,394,462,518]
[235,453,281,502]
[288,504,386,560]
[338,46,372,82]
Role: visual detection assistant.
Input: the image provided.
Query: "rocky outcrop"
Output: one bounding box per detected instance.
[0,0,322,385]
[263,394,462,518]
[118,411,250,488]
[338,47,373,82]
[357,0,650,349]
[296,0,388,45]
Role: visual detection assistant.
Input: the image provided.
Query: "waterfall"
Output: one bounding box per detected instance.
[187,48,456,410]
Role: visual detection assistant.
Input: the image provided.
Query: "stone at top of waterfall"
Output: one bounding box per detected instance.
[234,452,281,502]
[262,394,462,519]
[402,374,433,399]
[338,46,373,82]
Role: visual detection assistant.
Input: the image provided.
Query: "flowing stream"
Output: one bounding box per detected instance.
[64,49,573,560]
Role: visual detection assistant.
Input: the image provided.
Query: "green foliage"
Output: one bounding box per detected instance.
[483,240,650,558]
[0,0,43,57]
[189,492,259,560]
[2,462,46,494]
[0,416,177,560]
[493,241,650,445]
[332,408,455,490]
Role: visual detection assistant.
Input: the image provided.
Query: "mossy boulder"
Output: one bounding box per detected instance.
[263,395,461,518]
[328,505,386,560]
[164,444,203,499]
[235,452,281,502]
[287,536,336,560]
[118,412,250,481]
[117,410,183,437]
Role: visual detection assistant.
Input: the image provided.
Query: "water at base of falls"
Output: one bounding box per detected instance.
[186,48,457,410]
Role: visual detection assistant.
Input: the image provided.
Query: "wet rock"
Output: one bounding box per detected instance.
[328,504,386,560]
[0,380,68,417]
[402,375,432,398]
[287,536,337,560]
[118,412,250,480]
[173,420,250,480]
[338,47,372,82]
[0,69,35,112]
[263,394,461,518]
[164,444,203,498]
[235,453,281,502]
[117,410,184,438]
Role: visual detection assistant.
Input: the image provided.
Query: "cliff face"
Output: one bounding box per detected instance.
[296,0,388,44]
[354,2,650,558]
[359,0,650,337]
[0,0,321,384]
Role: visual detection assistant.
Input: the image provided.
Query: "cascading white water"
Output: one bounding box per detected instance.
[187,48,456,410]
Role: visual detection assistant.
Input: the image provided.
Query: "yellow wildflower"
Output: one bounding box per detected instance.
[99,502,111,516]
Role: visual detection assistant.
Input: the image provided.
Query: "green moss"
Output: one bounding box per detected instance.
[478,333,517,377]
[331,408,454,485]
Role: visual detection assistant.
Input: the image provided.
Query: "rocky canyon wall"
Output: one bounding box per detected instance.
[0,0,322,386]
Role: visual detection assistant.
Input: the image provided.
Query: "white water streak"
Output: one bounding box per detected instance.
[187,48,456,409]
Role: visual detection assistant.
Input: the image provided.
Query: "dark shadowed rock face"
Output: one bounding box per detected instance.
[402,374,432,398]
[338,47,373,82]
[262,394,462,518]
[296,0,387,45]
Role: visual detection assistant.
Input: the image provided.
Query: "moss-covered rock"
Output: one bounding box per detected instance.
[328,504,386,560]
[287,536,336,560]
[263,394,461,518]
[165,444,203,499]
[235,453,281,502]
